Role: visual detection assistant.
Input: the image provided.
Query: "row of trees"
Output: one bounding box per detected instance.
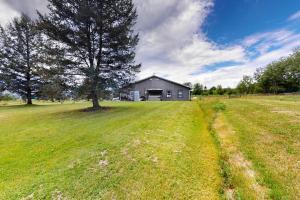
[0,0,140,109]
[191,50,300,96]
[237,50,300,94]
[192,83,237,96]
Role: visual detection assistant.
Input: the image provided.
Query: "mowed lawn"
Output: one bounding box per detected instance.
[1,96,299,200]
[219,95,300,199]
[0,101,221,199]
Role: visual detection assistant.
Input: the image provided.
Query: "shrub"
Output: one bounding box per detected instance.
[213,102,226,112]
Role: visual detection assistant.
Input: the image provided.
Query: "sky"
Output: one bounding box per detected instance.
[1,0,300,87]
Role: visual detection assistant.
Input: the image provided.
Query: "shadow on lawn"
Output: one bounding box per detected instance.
[0,103,51,110]
[50,105,135,120]
[0,101,139,121]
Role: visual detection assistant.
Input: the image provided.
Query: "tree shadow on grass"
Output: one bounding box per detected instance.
[0,102,138,122]
[50,105,135,120]
[80,106,112,112]
[0,103,51,110]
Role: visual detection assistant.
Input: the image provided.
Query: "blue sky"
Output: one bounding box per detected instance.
[193,0,300,86]
[204,0,300,44]
[132,0,300,87]
[1,0,300,87]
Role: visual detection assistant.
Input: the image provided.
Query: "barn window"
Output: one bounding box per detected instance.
[178,90,183,98]
[167,90,172,98]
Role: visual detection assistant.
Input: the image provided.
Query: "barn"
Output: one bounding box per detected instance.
[121,75,191,101]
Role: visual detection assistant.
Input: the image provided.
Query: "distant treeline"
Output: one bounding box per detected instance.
[191,50,300,96]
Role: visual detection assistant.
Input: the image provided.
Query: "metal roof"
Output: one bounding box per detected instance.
[133,75,191,89]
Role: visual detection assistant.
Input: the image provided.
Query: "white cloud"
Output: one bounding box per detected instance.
[1,0,299,88]
[134,0,248,85]
[135,0,300,87]
[243,30,293,48]
[288,10,300,21]
[195,31,300,88]
[0,1,20,26]
[3,0,48,18]
[0,0,48,26]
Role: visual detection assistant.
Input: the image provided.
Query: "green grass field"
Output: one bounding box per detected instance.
[0,96,299,199]
[220,95,300,199]
[0,101,221,199]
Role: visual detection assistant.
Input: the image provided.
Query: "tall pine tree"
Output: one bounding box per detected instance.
[39,0,140,110]
[0,14,43,105]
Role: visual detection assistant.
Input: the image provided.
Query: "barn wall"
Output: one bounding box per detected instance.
[131,77,190,101]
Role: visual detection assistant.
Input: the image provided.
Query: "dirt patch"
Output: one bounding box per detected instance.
[52,189,68,200]
[132,139,141,147]
[225,189,235,200]
[290,119,300,124]
[68,159,81,169]
[99,159,109,168]
[271,110,300,116]
[100,150,108,157]
[151,155,158,164]
[213,114,269,199]
[21,193,34,200]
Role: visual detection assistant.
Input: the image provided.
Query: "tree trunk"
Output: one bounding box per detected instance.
[25,29,32,105]
[27,87,32,105]
[91,78,100,110]
[91,90,100,110]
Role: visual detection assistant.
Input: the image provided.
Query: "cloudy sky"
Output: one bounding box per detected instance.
[1,0,300,87]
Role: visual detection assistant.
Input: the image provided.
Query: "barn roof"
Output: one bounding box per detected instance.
[132,75,191,89]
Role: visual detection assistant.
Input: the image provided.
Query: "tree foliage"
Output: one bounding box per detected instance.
[254,50,300,94]
[237,75,255,94]
[192,83,204,95]
[39,0,140,109]
[183,82,192,88]
[0,14,44,104]
[39,73,70,102]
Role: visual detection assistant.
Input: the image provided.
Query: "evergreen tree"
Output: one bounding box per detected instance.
[0,79,6,92]
[39,71,70,102]
[0,14,43,104]
[39,0,141,110]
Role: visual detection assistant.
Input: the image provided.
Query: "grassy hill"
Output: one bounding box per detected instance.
[0,96,299,199]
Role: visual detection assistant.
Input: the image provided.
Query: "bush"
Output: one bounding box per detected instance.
[213,102,226,112]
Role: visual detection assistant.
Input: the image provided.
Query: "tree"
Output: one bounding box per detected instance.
[223,87,237,95]
[209,86,216,95]
[193,83,203,95]
[216,85,224,95]
[0,79,6,92]
[39,0,140,110]
[0,14,43,105]
[0,80,5,100]
[237,75,254,94]
[40,75,69,102]
[183,82,192,88]
[254,51,300,94]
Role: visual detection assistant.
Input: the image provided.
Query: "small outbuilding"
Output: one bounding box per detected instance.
[121,75,191,101]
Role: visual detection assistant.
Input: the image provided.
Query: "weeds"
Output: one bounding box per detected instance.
[199,99,235,199]
[213,102,226,112]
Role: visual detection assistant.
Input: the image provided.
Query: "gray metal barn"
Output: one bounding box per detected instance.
[121,75,191,101]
